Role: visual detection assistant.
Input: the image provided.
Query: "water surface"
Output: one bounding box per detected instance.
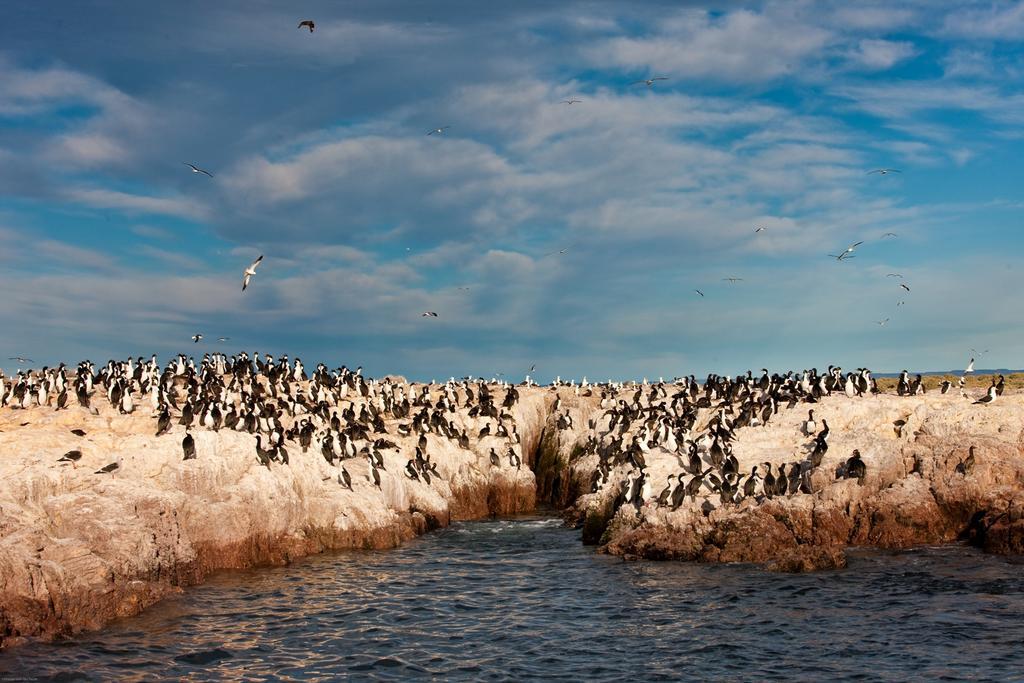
[2,516,1023,681]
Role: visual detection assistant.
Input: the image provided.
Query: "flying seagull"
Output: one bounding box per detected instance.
[828,241,863,261]
[970,348,989,357]
[529,364,536,373]
[694,289,704,297]
[896,300,905,307]
[561,98,582,105]
[631,77,668,87]
[298,20,315,32]
[965,358,975,374]
[544,248,569,257]
[886,273,903,278]
[900,283,911,292]
[8,357,33,364]
[427,126,450,136]
[876,318,890,326]
[242,254,263,291]
[456,286,471,291]
[722,277,743,283]
[867,168,901,175]
[183,162,213,178]
[217,337,230,342]
[191,334,203,343]
[422,311,439,317]
[882,232,898,238]
[754,226,766,233]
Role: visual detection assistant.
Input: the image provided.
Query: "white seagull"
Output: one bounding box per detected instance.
[183,162,213,178]
[876,318,889,326]
[694,289,704,297]
[427,126,450,136]
[242,254,263,291]
[191,334,203,343]
[754,226,766,233]
[561,98,582,105]
[900,283,911,292]
[868,168,902,175]
[631,77,668,87]
[8,357,33,364]
[965,358,975,374]
[828,241,863,261]
[422,311,439,318]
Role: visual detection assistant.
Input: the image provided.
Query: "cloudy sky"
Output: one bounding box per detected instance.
[1,1,1022,380]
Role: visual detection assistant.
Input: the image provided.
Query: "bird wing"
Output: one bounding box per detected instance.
[242,273,251,290]
[250,254,264,270]
[199,168,213,178]
[652,77,668,81]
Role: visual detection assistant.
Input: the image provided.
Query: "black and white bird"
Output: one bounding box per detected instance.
[965,358,975,374]
[882,232,898,238]
[754,226,766,233]
[191,334,203,343]
[8,357,32,364]
[876,318,889,326]
[561,98,582,105]
[427,126,450,136]
[722,277,743,283]
[694,289,704,297]
[829,241,863,261]
[631,77,668,87]
[421,311,438,318]
[900,283,911,292]
[887,273,903,278]
[867,168,901,175]
[183,162,213,178]
[242,254,263,291]
[217,337,230,342]
[182,432,196,460]
[298,19,315,32]
[973,385,997,405]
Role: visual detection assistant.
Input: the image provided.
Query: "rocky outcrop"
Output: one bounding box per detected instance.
[0,387,550,648]
[564,393,1024,571]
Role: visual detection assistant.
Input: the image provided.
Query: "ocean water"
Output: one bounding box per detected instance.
[2,516,1023,681]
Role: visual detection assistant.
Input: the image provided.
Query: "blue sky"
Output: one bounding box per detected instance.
[1,0,1023,381]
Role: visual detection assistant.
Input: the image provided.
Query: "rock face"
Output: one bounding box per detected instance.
[0,387,549,648]
[560,393,1024,572]
[4,377,1024,649]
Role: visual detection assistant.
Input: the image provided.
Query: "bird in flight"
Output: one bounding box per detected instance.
[544,248,569,257]
[896,300,905,307]
[298,20,315,32]
[828,241,863,261]
[694,289,704,297]
[217,337,230,342]
[191,334,203,343]
[722,277,743,283]
[457,286,471,291]
[422,311,439,317]
[183,162,213,178]
[867,168,901,175]
[427,126,450,136]
[754,226,766,233]
[899,283,911,292]
[529,364,536,373]
[876,318,890,326]
[970,348,989,357]
[882,232,898,238]
[886,273,903,278]
[631,77,668,87]
[965,358,975,374]
[242,254,263,291]
[8,357,32,364]
[561,98,582,105]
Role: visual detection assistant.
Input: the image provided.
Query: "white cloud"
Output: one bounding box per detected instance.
[65,188,209,221]
[583,8,832,82]
[846,39,918,71]
[942,1,1024,39]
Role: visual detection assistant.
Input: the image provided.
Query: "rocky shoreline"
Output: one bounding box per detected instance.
[0,386,547,649]
[3,374,1024,648]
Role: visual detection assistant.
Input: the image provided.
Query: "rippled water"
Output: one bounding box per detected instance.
[3,515,1024,681]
